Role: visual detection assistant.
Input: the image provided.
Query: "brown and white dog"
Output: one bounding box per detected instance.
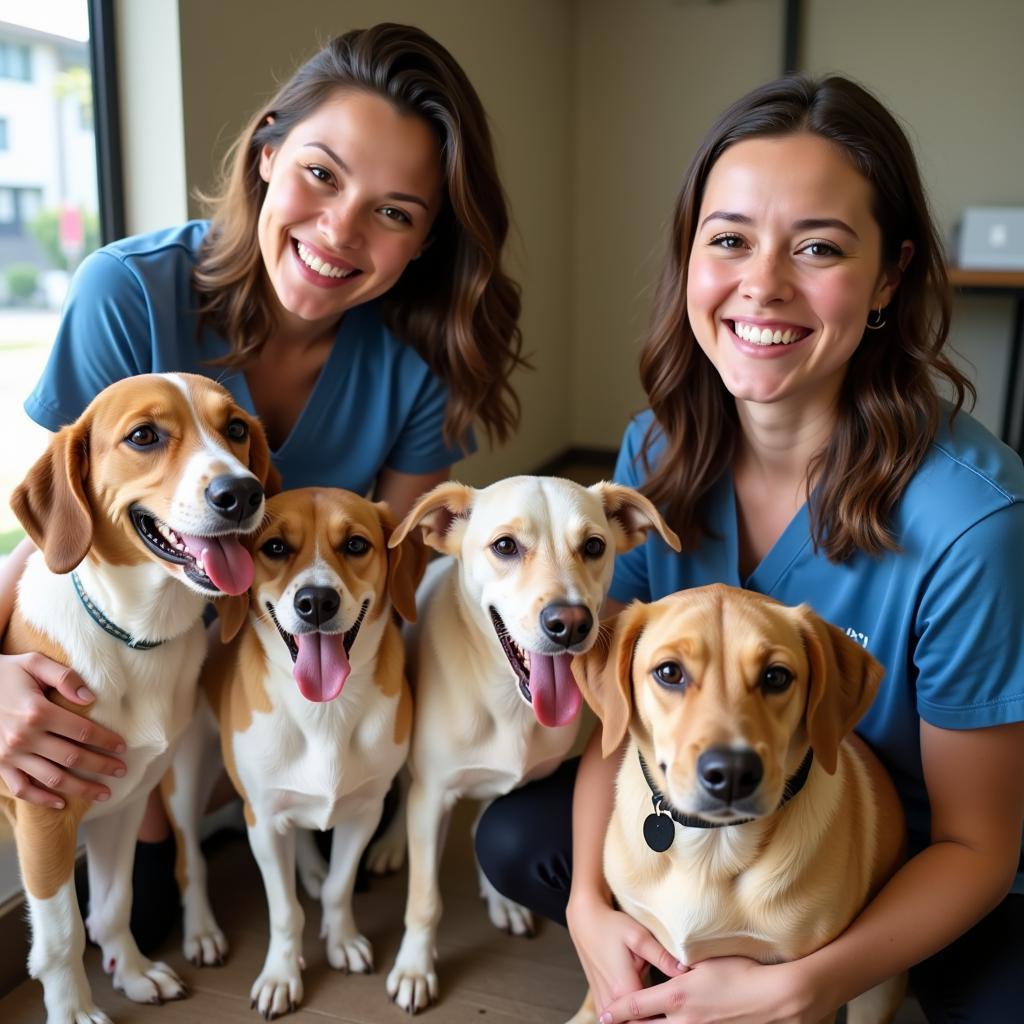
[1,373,272,1024]
[163,487,426,1019]
[570,585,906,1024]
[381,476,679,1014]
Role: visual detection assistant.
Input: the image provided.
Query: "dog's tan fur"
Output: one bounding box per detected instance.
[571,585,906,1024]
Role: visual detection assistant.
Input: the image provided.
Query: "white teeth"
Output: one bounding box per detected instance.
[296,241,355,279]
[733,321,804,346]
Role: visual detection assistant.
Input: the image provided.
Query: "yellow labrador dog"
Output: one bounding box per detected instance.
[571,585,906,1024]
[381,476,679,1014]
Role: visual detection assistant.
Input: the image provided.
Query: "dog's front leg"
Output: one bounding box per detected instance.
[82,798,187,1004]
[319,796,383,973]
[385,778,454,1014]
[162,695,228,966]
[17,801,110,1023]
[246,817,305,1018]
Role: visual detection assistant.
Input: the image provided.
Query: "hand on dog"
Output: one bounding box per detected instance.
[567,894,685,1017]
[596,955,808,1024]
[0,652,126,808]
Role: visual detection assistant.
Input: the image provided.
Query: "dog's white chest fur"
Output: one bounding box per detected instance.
[232,665,407,833]
[18,554,206,816]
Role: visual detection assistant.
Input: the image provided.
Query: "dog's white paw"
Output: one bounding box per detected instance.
[44,1000,114,1024]
[483,887,535,937]
[325,929,373,974]
[111,958,187,1004]
[295,831,328,900]
[364,827,406,875]
[250,956,304,1020]
[386,934,437,1015]
[183,922,229,967]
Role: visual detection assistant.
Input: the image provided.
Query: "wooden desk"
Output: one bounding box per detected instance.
[949,268,1024,453]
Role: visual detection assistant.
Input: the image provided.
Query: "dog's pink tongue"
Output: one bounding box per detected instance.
[180,534,254,595]
[294,632,350,703]
[529,652,582,727]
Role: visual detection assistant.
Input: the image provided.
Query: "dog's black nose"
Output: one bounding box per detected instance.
[206,474,264,524]
[539,602,594,648]
[696,747,763,804]
[294,586,341,627]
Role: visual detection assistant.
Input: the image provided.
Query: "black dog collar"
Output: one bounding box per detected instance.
[637,747,814,853]
[71,571,165,651]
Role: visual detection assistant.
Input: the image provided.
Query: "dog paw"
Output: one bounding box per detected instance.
[364,829,406,875]
[483,889,535,937]
[386,962,437,1014]
[47,1005,114,1024]
[324,929,374,974]
[250,961,303,1019]
[113,959,187,1004]
[183,923,229,967]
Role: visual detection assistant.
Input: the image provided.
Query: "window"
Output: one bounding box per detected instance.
[0,116,7,149]
[0,41,31,81]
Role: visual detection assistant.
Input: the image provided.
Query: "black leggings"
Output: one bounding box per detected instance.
[475,756,1024,1024]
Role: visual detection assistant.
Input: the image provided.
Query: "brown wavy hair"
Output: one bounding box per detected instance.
[193,23,525,448]
[637,74,974,562]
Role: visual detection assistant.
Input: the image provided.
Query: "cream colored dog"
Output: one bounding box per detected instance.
[1,373,271,1024]
[163,487,425,1018]
[382,476,679,1014]
[570,584,907,1024]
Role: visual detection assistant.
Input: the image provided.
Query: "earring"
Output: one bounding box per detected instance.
[866,307,887,330]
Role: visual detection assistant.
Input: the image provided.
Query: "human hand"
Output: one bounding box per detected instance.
[0,652,126,808]
[596,956,809,1024]
[567,894,685,1014]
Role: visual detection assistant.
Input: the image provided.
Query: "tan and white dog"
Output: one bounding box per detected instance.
[1,373,272,1024]
[570,585,907,1024]
[381,476,679,1014]
[163,487,426,1019]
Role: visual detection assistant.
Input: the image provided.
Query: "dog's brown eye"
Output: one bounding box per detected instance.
[761,665,794,694]
[582,536,606,559]
[653,661,686,687]
[344,536,370,556]
[491,536,519,558]
[226,418,249,442]
[261,537,289,559]
[125,424,160,448]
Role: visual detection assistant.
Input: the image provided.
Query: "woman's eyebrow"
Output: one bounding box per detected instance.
[792,217,859,239]
[700,210,752,230]
[304,141,431,209]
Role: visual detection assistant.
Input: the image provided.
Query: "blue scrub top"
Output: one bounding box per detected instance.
[25,221,469,493]
[611,408,1024,883]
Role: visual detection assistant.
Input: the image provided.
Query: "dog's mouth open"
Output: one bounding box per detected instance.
[130,505,253,595]
[489,607,582,728]
[266,598,369,703]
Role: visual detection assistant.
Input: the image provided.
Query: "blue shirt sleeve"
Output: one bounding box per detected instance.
[384,364,475,474]
[914,502,1024,729]
[609,414,655,604]
[25,251,150,429]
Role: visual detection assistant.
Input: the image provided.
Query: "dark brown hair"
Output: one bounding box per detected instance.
[638,74,974,562]
[194,23,525,447]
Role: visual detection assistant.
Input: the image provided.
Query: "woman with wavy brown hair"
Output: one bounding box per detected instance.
[477,75,1024,1022]
[0,22,523,952]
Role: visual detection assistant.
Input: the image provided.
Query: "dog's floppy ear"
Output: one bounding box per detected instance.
[591,482,681,554]
[216,593,250,644]
[378,502,428,623]
[11,419,94,574]
[388,481,474,556]
[573,601,647,757]
[796,604,885,775]
[244,414,280,498]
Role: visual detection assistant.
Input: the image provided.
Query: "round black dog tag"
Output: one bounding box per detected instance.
[643,812,674,853]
